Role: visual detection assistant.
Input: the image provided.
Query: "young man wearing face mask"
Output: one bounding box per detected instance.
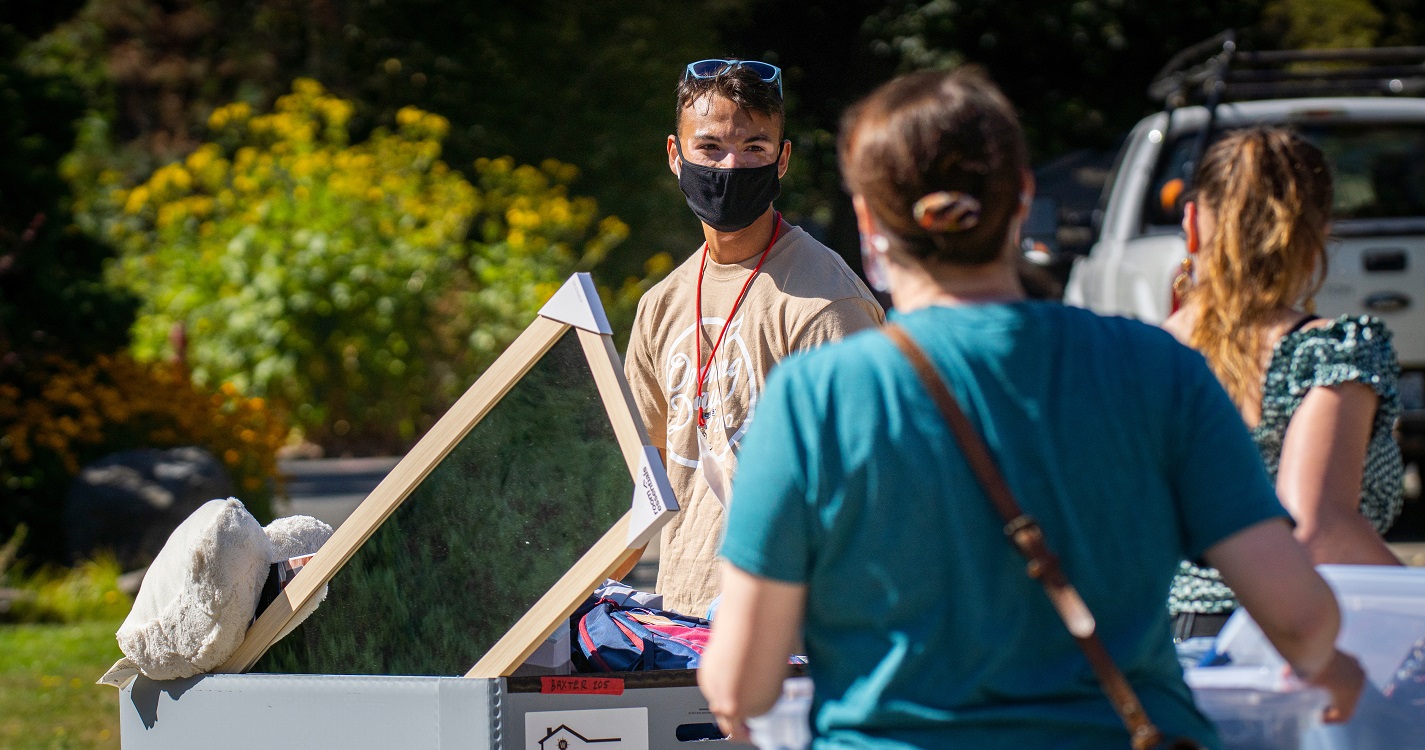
[623,59,884,617]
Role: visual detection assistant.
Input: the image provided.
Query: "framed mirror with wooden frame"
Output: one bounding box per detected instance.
[219,273,677,678]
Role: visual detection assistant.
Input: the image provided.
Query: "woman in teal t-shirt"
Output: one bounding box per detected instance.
[696,68,1365,749]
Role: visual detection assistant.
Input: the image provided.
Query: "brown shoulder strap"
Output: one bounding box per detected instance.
[883,323,1176,750]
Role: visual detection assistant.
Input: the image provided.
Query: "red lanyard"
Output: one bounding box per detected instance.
[695,212,783,429]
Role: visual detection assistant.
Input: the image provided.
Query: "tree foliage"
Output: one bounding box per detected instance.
[862,0,1425,160]
[1,18,286,563]
[22,0,730,285]
[20,0,1425,461]
[862,0,1269,158]
[0,24,136,366]
[1263,0,1383,48]
[103,80,643,451]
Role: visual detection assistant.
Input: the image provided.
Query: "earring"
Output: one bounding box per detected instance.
[1172,256,1195,300]
[859,233,892,293]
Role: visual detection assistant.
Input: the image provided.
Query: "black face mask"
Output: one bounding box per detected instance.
[675,139,782,233]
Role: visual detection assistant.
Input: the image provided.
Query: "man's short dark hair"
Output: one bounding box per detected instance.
[674,62,785,138]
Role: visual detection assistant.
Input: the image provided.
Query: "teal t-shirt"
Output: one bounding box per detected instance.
[721,302,1288,750]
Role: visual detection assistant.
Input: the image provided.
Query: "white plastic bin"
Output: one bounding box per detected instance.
[747,677,813,750]
[1186,666,1327,750]
[1188,565,1425,749]
[1317,565,1425,689]
[747,566,1425,750]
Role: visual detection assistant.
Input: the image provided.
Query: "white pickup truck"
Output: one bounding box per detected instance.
[1062,37,1425,515]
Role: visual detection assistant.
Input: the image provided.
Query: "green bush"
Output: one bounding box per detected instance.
[1,354,288,562]
[1,526,132,625]
[2,559,131,625]
[103,79,648,452]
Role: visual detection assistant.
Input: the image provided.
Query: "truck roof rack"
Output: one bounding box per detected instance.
[1149,29,1425,109]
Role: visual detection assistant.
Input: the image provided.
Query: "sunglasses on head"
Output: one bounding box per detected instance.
[683,59,783,97]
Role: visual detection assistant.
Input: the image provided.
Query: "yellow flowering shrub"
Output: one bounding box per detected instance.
[0,353,286,561]
[103,79,643,450]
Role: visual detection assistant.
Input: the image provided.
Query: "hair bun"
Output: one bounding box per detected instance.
[913,191,981,232]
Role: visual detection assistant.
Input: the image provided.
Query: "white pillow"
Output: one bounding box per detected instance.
[262,514,333,642]
[263,514,332,562]
[99,500,334,686]
[110,498,270,682]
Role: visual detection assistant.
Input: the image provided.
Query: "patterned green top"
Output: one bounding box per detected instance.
[1168,315,1404,616]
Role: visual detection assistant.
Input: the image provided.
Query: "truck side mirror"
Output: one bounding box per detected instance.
[1021,196,1060,265]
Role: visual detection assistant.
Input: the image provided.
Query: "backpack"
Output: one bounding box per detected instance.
[575,601,712,672]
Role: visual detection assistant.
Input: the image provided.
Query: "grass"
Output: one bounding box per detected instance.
[0,531,130,750]
[0,618,123,750]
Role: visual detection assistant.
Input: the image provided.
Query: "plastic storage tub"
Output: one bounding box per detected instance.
[747,677,813,750]
[747,566,1425,750]
[1185,666,1327,750]
[1187,565,1425,749]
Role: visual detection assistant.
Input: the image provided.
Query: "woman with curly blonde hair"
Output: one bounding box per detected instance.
[1166,126,1404,640]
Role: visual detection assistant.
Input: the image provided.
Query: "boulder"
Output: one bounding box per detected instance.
[64,447,234,567]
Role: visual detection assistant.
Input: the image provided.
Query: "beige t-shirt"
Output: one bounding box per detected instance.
[624,225,885,615]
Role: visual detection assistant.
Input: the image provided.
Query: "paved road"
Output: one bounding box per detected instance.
[278,456,401,529]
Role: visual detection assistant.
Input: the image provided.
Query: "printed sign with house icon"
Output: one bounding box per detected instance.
[525,708,649,750]
[538,724,619,750]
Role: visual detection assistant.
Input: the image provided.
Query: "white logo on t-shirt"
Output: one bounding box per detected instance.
[665,314,758,468]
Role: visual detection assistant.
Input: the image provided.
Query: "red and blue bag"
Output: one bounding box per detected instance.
[575,601,712,672]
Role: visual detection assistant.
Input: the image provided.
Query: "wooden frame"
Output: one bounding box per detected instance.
[218,274,677,676]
